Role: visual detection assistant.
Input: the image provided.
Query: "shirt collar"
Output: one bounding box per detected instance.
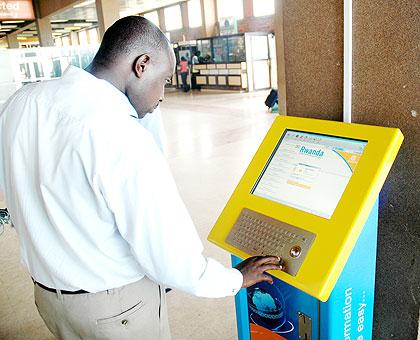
[62,66,139,119]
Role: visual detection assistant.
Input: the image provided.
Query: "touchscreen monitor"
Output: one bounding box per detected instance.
[252,130,367,219]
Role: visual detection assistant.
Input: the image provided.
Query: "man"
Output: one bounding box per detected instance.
[0,16,283,339]
[191,50,201,90]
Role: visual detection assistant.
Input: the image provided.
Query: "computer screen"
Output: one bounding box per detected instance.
[252,130,367,219]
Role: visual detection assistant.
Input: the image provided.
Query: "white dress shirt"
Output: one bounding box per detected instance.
[137,106,167,154]
[0,66,242,297]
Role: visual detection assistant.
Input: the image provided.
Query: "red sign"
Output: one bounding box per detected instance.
[0,1,35,20]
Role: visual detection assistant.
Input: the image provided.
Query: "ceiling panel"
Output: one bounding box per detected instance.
[50,0,187,22]
[51,5,98,22]
[119,0,187,16]
[2,0,187,41]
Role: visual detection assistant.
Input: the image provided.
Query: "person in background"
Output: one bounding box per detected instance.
[204,53,213,63]
[191,51,201,90]
[0,16,284,340]
[179,56,189,92]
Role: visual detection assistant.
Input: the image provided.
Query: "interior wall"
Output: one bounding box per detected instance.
[237,16,275,33]
[352,1,419,338]
[276,0,419,338]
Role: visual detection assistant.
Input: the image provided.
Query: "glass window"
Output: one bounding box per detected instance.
[143,11,160,28]
[251,35,269,60]
[217,0,243,20]
[62,36,70,47]
[188,0,202,28]
[228,35,246,62]
[197,39,212,62]
[164,5,183,31]
[33,62,44,78]
[54,38,62,47]
[253,0,275,17]
[212,37,228,63]
[87,28,99,45]
[78,30,88,46]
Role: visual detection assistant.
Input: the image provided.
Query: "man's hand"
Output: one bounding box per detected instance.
[234,256,285,288]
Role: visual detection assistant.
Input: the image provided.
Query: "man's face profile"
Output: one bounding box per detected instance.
[127,47,175,118]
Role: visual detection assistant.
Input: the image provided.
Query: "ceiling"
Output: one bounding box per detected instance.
[0,0,186,43]
[119,0,186,16]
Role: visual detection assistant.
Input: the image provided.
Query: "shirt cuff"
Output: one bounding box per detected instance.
[229,268,243,296]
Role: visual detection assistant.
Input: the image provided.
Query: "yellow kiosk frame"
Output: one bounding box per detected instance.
[208,116,403,301]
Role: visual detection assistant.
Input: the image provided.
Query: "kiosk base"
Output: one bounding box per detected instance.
[232,200,378,340]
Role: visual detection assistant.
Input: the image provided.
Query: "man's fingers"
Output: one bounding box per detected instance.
[260,274,273,285]
[254,255,282,265]
[260,264,285,273]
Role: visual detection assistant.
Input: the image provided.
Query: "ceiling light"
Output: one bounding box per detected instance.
[51,20,68,23]
[0,29,12,32]
[2,20,25,24]
[77,23,93,27]
[0,25,18,29]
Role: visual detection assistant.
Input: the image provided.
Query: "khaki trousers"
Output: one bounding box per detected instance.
[34,277,171,340]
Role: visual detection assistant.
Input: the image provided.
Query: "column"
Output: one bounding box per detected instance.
[243,0,253,18]
[36,17,54,47]
[273,0,287,115]
[70,31,79,46]
[96,0,120,39]
[201,0,217,37]
[157,8,166,33]
[180,1,189,39]
[6,32,19,49]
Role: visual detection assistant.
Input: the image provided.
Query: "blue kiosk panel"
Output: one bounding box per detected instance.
[232,200,378,340]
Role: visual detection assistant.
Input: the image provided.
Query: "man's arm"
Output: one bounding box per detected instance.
[95,119,283,297]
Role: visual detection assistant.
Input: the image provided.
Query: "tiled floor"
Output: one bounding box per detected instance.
[0,89,276,340]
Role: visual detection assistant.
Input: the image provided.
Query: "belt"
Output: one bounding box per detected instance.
[33,279,89,295]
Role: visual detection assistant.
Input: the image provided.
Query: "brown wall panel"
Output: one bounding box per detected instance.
[352,1,419,338]
[282,0,343,120]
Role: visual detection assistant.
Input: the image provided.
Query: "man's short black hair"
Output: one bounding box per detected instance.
[93,16,170,67]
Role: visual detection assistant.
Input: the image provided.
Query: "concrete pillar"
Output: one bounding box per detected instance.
[6,33,19,49]
[180,1,189,39]
[243,0,253,18]
[96,0,120,39]
[201,0,217,36]
[274,0,287,115]
[36,17,54,47]
[157,8,166,32]
[70,31,79,46]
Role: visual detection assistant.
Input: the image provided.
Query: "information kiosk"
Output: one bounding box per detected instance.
[208,116,403,340]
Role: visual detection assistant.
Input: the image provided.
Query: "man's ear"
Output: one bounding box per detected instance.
[133,54,150,78]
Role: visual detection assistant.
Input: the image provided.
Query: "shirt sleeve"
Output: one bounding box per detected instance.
[0,110,6,202]
[95,118,243,298]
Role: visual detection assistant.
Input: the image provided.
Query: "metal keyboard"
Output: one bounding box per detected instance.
[226,208,316,276]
